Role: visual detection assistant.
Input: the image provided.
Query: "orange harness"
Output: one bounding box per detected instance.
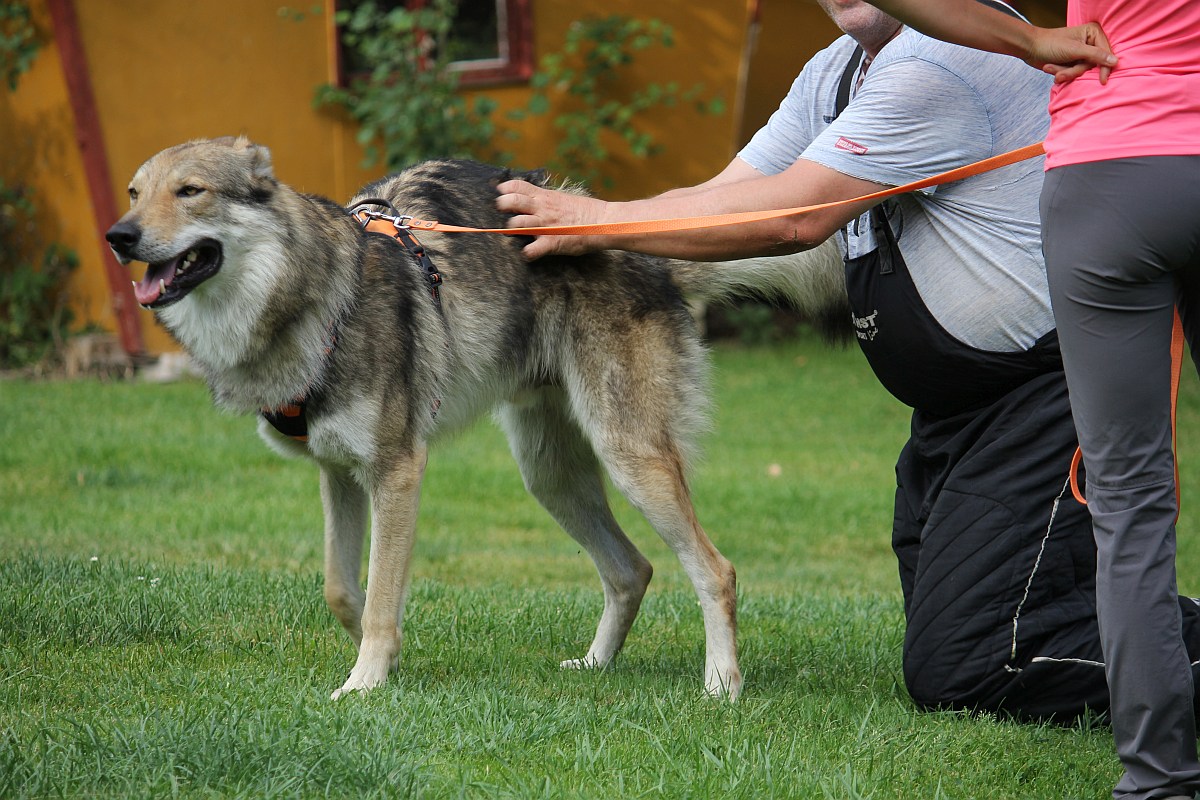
[351,202,445,310]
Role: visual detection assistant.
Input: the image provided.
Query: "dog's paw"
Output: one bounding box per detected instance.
[560,653,609,670]
[330,671,384,700]
[560,657,592,670]
[330,636,402,700]
[330,658,392,700]
[704,667,742,702]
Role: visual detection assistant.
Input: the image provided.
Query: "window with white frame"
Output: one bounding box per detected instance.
[336,0,533,87]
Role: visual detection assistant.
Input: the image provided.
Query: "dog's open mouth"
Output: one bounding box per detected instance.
[134,240,223,308]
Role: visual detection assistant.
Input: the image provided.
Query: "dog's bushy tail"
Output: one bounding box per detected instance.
[669,240,853,343]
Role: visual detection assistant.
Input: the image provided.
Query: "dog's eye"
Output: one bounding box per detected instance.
[177,185,205,198]
[128,187,138,202]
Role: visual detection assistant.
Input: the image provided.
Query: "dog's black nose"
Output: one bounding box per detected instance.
[105,221,141,253]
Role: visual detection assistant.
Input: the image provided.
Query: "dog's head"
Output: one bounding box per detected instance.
[106,136,278,309]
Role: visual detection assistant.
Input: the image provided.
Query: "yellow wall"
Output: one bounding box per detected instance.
[739,1,841,148]
[5,0,757,354]
[1,0,115,341]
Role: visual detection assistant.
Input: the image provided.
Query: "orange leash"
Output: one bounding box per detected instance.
[360,142,1047,237]
[1070,308,1186,520]
[353,139,1189,518]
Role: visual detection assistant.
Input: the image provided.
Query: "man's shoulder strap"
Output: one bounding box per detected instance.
[834,45,864,119]
[833,0,1024,120]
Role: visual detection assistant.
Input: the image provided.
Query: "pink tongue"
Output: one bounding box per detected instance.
[134,260,179,305]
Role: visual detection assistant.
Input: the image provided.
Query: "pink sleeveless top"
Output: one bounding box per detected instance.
[1044,0,1200,169]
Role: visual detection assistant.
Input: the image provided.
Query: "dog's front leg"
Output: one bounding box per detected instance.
[331,446,427,700]
[320,465,368,646]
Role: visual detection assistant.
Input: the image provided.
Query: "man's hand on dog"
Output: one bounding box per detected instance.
[496,179,606,260]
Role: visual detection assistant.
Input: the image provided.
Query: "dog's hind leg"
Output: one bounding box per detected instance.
[563,344,741,699]
[498,389,654,671]
[601,444,741,700]
[331,447,427,700]
[320,465,368,647]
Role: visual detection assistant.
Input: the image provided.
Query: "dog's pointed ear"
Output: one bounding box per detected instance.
[233,136,275,182]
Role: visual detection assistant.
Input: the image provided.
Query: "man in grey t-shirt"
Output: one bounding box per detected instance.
[496,0,1200,720]
[741,25,1052,353]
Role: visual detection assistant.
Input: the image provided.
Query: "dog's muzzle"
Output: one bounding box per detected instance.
[106,222,224,309]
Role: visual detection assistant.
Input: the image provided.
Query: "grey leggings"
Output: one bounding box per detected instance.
[1042,156,1200,800]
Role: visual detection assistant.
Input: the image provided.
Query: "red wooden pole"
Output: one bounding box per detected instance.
[45,0,144,356]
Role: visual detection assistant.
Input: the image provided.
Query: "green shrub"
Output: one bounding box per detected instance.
[315,3,724,186]
[0,2,79,371]
[0,0,38,90]
[0,183,78,370]
[314,0,501,170]
[512,15,725,188]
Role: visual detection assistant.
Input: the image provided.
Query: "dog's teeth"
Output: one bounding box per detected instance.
[185,250,198,264]
[159,279,166,294]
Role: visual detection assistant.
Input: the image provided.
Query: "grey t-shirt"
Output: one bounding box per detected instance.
[739,28,1053,352]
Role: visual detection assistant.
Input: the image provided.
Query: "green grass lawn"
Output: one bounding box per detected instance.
[4,332,1200,798]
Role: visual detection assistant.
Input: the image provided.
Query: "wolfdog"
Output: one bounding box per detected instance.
[105,136,846,700]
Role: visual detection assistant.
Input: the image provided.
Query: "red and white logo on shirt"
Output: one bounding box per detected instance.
[835,136,869,155]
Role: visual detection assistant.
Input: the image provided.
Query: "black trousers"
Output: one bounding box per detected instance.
[893,369,1200,722]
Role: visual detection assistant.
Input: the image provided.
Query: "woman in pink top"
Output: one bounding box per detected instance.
[863,2,1200,799]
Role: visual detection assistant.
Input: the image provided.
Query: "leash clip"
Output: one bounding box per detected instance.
[352,210,413,231]
[380,213,414,231]
[350,200,446,312]
[350,198,414,231]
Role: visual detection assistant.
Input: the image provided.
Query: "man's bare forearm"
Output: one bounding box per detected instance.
[865,0,1116,83]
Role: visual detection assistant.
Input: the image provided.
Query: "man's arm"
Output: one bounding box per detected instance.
[652,158,765,201]
[495,156,882,262]
[864,0,1116,83]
